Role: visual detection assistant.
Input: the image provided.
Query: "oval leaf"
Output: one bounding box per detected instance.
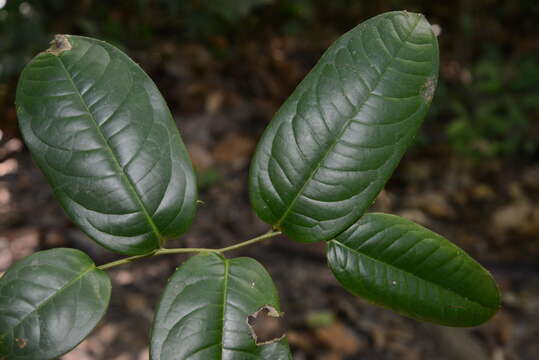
[0,248,111,359]
[249,11,439,242]
[150,253,291,360]
[327,213,500,327]
[16,35,197,255]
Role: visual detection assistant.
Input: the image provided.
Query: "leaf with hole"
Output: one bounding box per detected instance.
[249,11,439,242]
[150,253,291,360]
[0,248,111,360]
[16,35,197,255]
[327,213,500,326]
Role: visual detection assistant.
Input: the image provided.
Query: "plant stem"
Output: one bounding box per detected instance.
[97,230,282,271]
[97,252,156,271]
[155,230,282,255]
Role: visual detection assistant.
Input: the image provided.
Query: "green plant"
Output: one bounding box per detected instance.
[444,55,539,158]
[1,11,500,360]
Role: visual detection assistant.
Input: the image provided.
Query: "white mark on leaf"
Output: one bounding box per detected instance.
[421,76,437,102]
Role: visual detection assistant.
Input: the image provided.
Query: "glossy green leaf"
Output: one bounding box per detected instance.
[249,11,439,242]
[327,213,500,327]
[0,248,111,360]
[150,253,291,360]
[16,35,197,255]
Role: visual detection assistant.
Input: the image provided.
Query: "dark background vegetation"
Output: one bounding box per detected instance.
[1,0,538,359]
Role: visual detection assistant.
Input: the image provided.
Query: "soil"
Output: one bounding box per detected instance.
[1,116,538,359]
[1,30,538,360]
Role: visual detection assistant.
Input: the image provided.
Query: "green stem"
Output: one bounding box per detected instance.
[97,252,157,271]
[97,230,282,271]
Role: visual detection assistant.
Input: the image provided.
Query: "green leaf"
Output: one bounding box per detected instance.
[249,11,439,242]
[327,213,500,327]
[0,248,111,360]
[15,35,198,255]
[150,253,291,360]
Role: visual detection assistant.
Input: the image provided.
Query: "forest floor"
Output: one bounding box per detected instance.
[1,113,538,359]
[1,19,539,358]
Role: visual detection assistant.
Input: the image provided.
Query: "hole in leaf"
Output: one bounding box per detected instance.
[247,305,286,346]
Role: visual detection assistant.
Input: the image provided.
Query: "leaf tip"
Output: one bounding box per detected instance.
[46,34,72,56]
[399,10,426,22]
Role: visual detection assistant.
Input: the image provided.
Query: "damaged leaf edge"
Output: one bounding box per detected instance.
[421,75,437,102]
[45,34,72,56]
[247,305,286,346]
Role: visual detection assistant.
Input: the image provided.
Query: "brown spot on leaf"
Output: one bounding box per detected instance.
[46,35,72,55]
[15,337,27,349]
[421,76,437,102]
[247,305,286,346]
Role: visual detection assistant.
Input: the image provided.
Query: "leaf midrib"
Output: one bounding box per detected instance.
[9,265,95,336]
[329,239,496,310]
[219,258,230,357]
[54,50,164,245]
[274,15,423,229]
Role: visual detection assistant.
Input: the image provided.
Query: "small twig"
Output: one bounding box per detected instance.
[97,230,282,271]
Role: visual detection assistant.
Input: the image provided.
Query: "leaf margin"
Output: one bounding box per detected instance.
[0,248,112,360]
[15,34,198,255]
[327,212,501,327]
